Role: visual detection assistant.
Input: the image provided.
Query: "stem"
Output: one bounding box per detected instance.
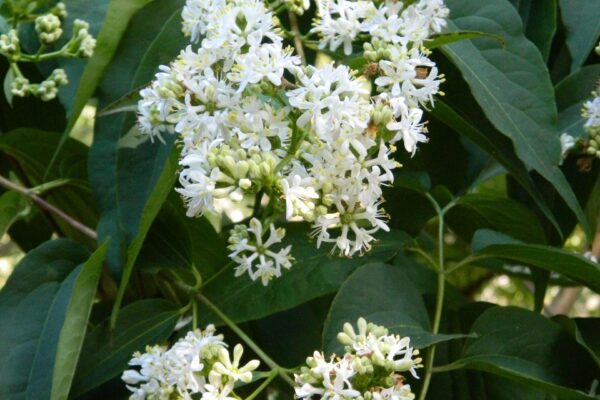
[418,194,448,400]
[192,299,199,330]
[246,370,278,400]
[288,11,306,64]
[0,174,97,240]
[196,293,296,387]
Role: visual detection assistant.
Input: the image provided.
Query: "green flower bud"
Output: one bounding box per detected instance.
[0,30,20,61]
[11,76,30,97]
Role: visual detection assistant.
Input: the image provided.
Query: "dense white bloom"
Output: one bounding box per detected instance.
[295,318,421,400]
[138,0,448,279]
[123,326,259,400]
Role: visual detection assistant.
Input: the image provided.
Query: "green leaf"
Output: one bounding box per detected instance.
[442,0,589,238]
[71,299,180,398]
[90,0,186,278]
[508,0,557,61]
[50,242,108,400]
[3,66,13,105]
[554,316,600,367]
[200,226,408,325]
[431,100,561,234]
[556,64,600,138]
[428,31,506,50]
[443,307,598,399]
[0,190,29,237]
[0,129,97,245]
[446,193,547,244]
[46,0,154,177]
[322,263,466,354]
[559,0,600,73]
[472,230,600,293]
[0,239,90,399]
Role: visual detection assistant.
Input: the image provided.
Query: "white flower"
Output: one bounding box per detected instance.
[386,106,427,156]
[228,218,293,285]
[281,174,319,221]
[583,95,600,128]
[372,384,416,400]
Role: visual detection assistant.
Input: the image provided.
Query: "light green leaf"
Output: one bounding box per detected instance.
[472,230,600,293]
[71,299,180,397]
[442,0,589,238]
[0,240,90,399]
[3,67,14,105]
[559,0,600,73]
[200,226,409,325]
[556,64,600,138]
[0,190,29,237]
[50,242,108,400]
[442,307,598,399]
[508,0,557,61]
[323,263,467,353]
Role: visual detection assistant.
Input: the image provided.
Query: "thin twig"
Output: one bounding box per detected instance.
[0,174,97,240]
[288,11,306,64]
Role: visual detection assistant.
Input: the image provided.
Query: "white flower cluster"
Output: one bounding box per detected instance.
[122,325,260,400]
[295,317,422,400]
[138,0,447,284]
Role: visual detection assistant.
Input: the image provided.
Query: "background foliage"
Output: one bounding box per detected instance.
[0,0,599,399]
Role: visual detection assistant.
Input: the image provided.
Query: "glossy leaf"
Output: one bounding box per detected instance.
[71,299,180,397]
[508,0,557,61]
[322,263,466,353]
[90,0,186,277]
[472,230,600,293]
[428,31,505,50]
[0,240,91,399]
[446,193,547,244]
[443,0,589,237]
[444,307,598,399]
[559,0,600,73]
[200,226,409,325]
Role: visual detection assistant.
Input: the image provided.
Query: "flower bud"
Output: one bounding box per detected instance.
[36,14,63,44]
[11,77,30,97]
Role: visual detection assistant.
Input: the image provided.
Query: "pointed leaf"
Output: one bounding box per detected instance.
[559,0,600,73]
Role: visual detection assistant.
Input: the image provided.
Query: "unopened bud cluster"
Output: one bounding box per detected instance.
[295,318,422,399]
[583,90,600,159]
[0,2,95,102]
[138,0,448,284]
[122,325,260,400]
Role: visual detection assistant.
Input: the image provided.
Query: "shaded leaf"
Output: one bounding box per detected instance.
[508,0,557,61]
[443,0,589,237]
[0,190,29,237]
[200,226,409,325]
[559,0,600,73]
[556,64,600,138]
[71,299,180,398]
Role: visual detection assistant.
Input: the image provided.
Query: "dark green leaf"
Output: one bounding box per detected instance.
[559,0,600,73]
[446,194,547,244]
[556,64,600,138]
[554,315,600,368]
[0,239,90,399]
[200,226,409,325]
[71,299,180,398]
[0,129,97,246]
[444,307,598,399]
[472,230,600,292]
[443,0,589,237]
[0,190,28,237]
[508,0,557,61]
[90,0,186,277]
[322,263,466,354]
